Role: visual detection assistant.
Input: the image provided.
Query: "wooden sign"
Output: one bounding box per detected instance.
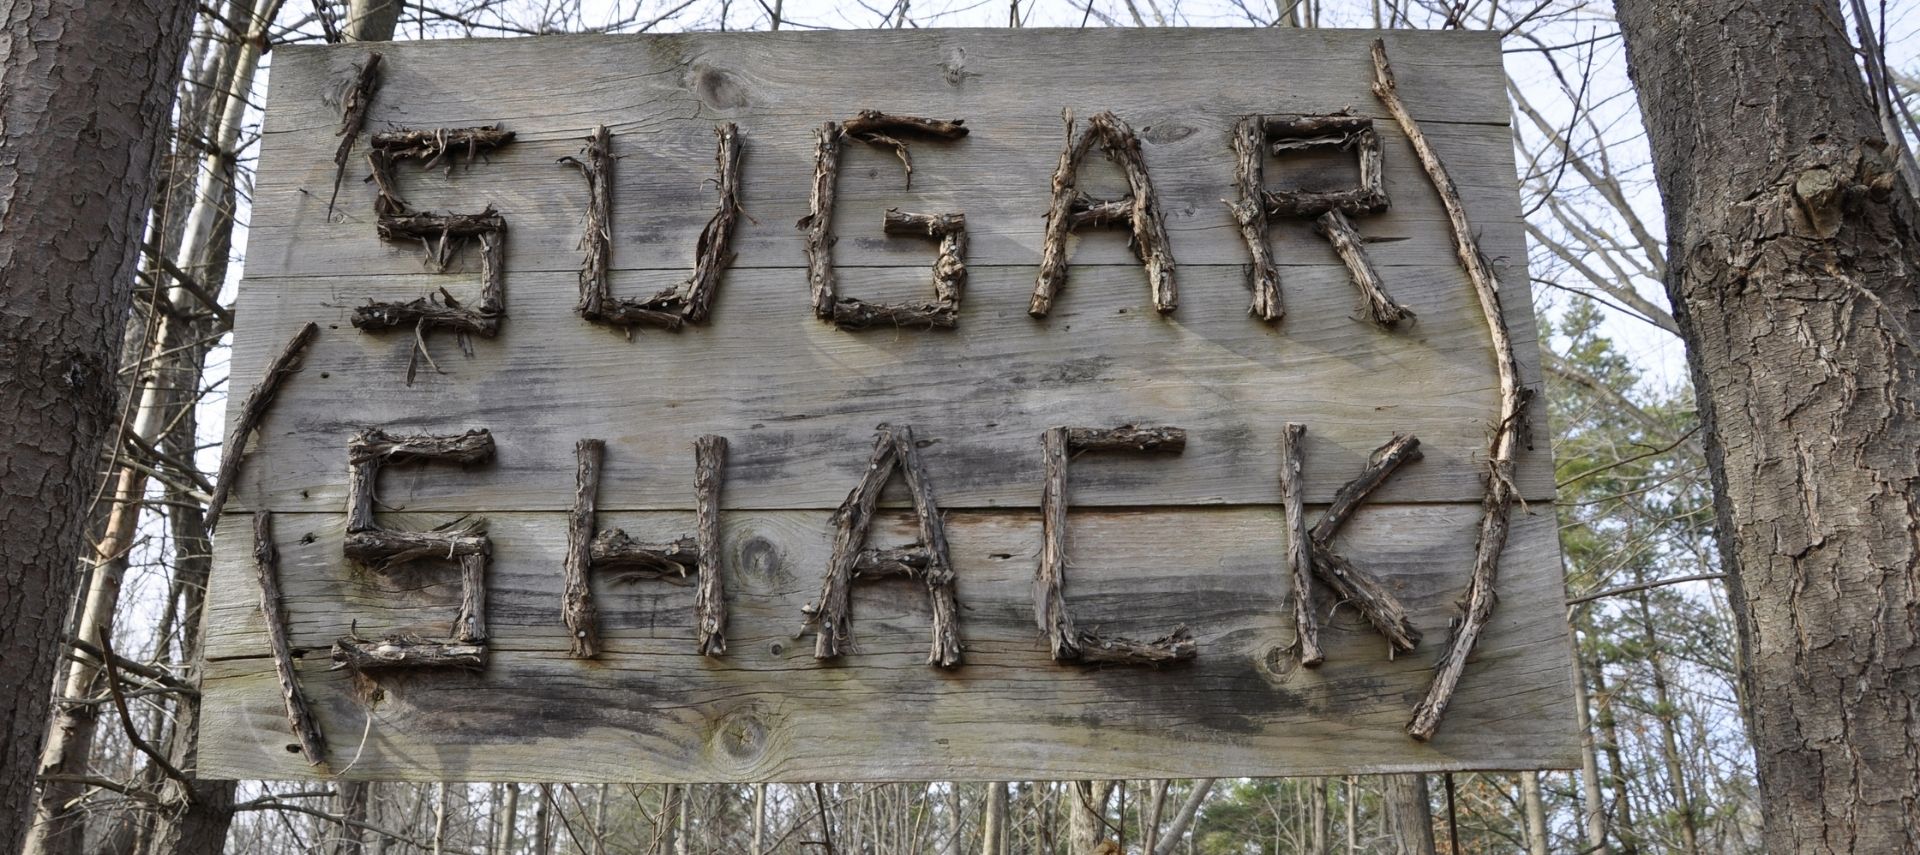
[200,28,1577,782]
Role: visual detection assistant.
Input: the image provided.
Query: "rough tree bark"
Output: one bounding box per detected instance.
[346,0,399,41]
[0,0,198,850]
[1068,781,1114,854]
[26,2,272,850]
[1616,1,1920,851]
[1381,774,1436,855]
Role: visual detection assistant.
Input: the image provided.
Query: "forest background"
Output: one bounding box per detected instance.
[15,0,1920,852]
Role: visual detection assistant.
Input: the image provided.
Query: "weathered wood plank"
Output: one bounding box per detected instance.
[220,265,1551,514]
[244,30,1524,277]
[196,504,1577,781]
[263,29,1509,138]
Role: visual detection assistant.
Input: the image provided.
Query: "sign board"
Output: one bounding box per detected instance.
[201,28,1576,782]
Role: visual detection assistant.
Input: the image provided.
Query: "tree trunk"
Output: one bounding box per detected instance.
[655,785,678,855]
[945,783,962,855]
[1520,772,1550,855]
[981,782,1009,855]
[1151,779,1213,855]
[590,784,608,855]
[1617,1,1920,851]
[1068,781,1113,854]
[1310,779,1329,855]
[345,0,399,41]
[1571,645,1613,854]
[1141,781,1167,855]
[24,0,271,844]
[432,783,449,855]
[534,785,552,855]
[329,783,370,855]
[1590,652,1642,854]
[751,783,766,854]
[493,784,518,855]
[1380,775,1435,855]
[1636,590,1701,853]
[0,0,197,849]
[1344,777,1356,855]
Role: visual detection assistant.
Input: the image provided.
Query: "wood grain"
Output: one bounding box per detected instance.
[198,503,1577,781]
[220,265,1551,514]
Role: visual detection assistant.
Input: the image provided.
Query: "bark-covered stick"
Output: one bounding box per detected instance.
[1312,549,1421,654]
[827,210,970,330]
[829,299,959,330]
[1279,423,1323,667]
[1032,111,1098,317]
[1316,210,1411,329]
[349,428,496,465]
[1263,187,1391,219]
[1069,195,1134,229]
[345,429,495,557]
[564,439,603,658]
[572,124,741,330]
[1035,427,1077,660]
[1261,114,1374,137]
[206,322,318,532]
[1230,116,1282,322]
[1374,38,1530,741]
[343,527,488,569]
[329,52,382,216]
[1312,433,1424,544]
[693,434,728,656]
[1074,626,1196,665]
[350,291,501,337]
[478,225,506,316]
[800,121,844,319]
[366,148,406,217]
[1064,425,1187,454]
[1089,111,1177,315]
[564,126,613,322]
[882,209,968,305]
[808,117,968,328]
[852,546,933,578]
[252,511,327,766]
[345,460,378,534]
[331,637,486,671]
[839,111,970,189]
[357,211,508,339]
[892,425,962,668]
[676,123,742,324]
[805,428,899,659]
[369,125,515,168]
[1356,126,1385,204]
[454,552,487,643]
[590,533,701,574]
[840,111,968,139]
